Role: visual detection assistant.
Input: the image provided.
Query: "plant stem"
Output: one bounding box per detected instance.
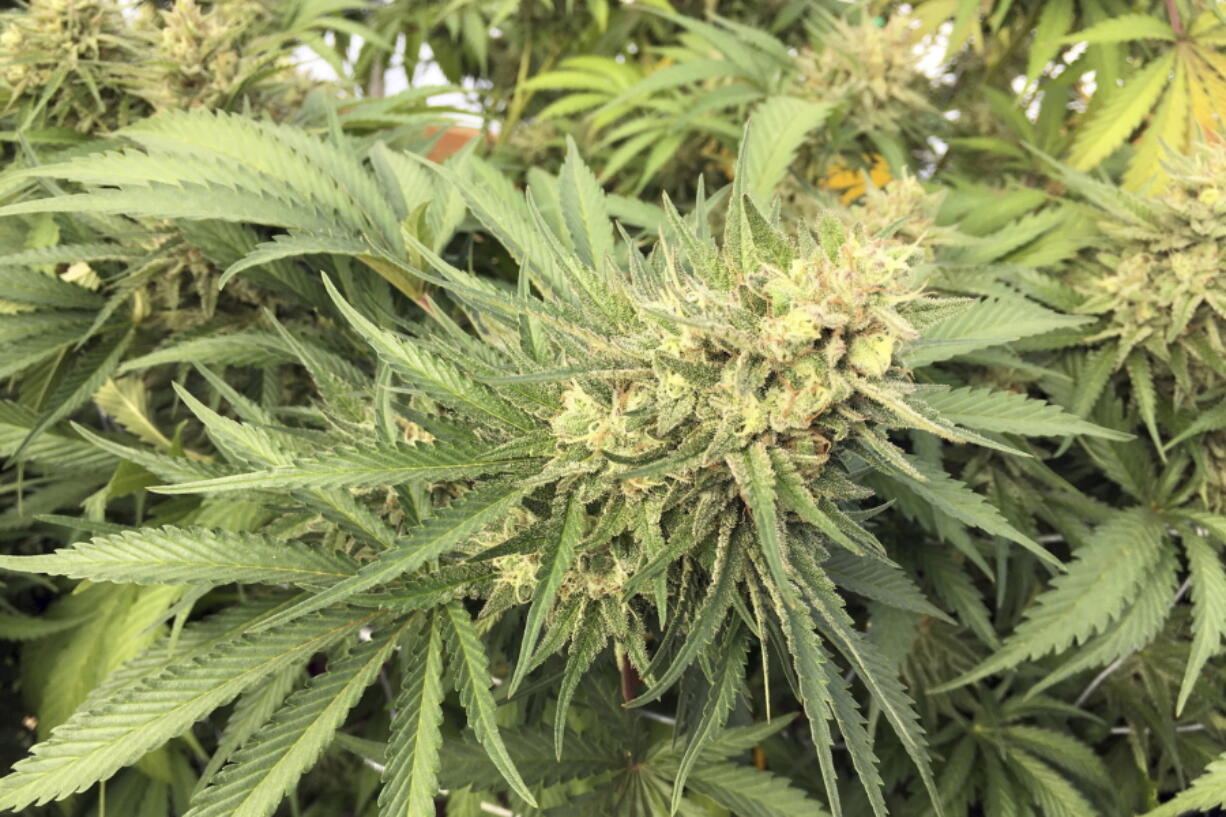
[621,654,640,702]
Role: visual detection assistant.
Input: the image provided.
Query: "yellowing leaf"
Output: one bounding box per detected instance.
[1069,52,1175,171]
[94,376,173,450]
[1189,48,1226,137]
[1124,57,1189,191]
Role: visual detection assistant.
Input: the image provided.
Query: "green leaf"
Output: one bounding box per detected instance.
[802,573,941,816]
[1172,509,1226,545]
[0,526,356,587]
[818,664,887,817]
[17,584,177,743]
[11,328,133,463]
[1163,401,1226,451]
[1026,546,1177,698]
[93,377,173,450]
[119,332,291,373]
[914,386,1130,439]
[0,404,113,472]
[183,629,401,817]
[129,109,398,241]
[166,383,292,468]
[0,242,137,267]
[322,276,538,433]
[1177,530,1226,716]
[905,298,1089,367]
[874,452,1058,568]
[1026,1,1075,89]
[727,443,789,598]
[218,232,372,288]
[924,547,997,646]
[0,611,88,641]
[0,607,375,811]
[0,187,336,233]
[738,97,831,202]
[1124,53,1189,190]
[1062,13,1175,44]
[1068,52,1175,171]
[626,534,742,708]
[686,763,832,817]
[357,564,496,612]
[1006,748,1100,817]
[380,617,446,817]
[937,508,1166,691]
[823,548,950,622]
[670,628,747,814]
[1141,752,1226,817]
[727,447,855,816]
[0,267,104,309]
[252,479,529,632]
[999,726,1112,792]
[554,608,606,759]
[68,600,289,713]
[198,666,300,788]
[1067,344,1119,424]
[769,450,885,558]
[443,601,537,807]
[559,137,613,269]
[945,0,980,58]
[508,493,584,695]
[1125,351,1163,453]
[775,597,843,817]
[434,727,621,792]
[154,441,528,494]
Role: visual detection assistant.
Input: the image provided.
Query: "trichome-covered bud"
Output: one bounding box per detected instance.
[1071,141,1226,398]
[791,13,934,137]
[547,201,930,505]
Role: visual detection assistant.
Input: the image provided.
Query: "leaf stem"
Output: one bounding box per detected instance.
[1165,0,1184,36]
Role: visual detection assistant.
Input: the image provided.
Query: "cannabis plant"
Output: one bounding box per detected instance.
[0,101,1132,816]
[4,2,1226,815]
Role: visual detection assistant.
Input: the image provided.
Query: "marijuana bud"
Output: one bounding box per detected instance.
[139,0,308,116]
[0,0,313,136]
[1066,141,1226,509]
[538,195,931,567]
[792,13,934,137]
[0,0,131,131]
[1073,141,1226,397]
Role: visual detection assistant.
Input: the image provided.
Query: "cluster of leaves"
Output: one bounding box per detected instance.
[0,2,1225,817]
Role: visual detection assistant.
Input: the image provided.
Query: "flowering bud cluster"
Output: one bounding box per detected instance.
[550,214,927,502]
[791,14,933,136]
[0,0,309,133]
[0,0,129,130]
[1073,143,1226,397]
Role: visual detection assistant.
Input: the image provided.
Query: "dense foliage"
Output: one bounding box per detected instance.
[1,1,1225,816]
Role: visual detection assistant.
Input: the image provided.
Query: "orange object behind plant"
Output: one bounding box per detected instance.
[822,154,893,204]
[423,124,492,162]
